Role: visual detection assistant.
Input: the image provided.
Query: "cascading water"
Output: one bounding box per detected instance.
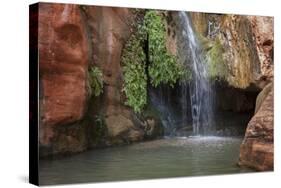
[149,85,179,136]
[179,12,214,135]
[149,12,214,136]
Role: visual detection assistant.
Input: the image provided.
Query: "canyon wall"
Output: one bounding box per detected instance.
[38,4,152,157]
[190,13,273,89]
[81,6,145,145]
[39,3,90,156]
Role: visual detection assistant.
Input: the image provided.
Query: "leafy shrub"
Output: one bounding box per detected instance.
[122,34,147,113]
[143,11,185,87]
[121,10,188,113]
[89,67,104,97]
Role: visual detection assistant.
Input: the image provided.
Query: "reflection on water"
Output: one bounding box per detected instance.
[39,137,254,185]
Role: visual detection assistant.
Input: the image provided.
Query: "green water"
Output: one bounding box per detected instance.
[39,136,254,185]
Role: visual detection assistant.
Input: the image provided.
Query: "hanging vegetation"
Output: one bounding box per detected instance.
[121,33,147,113]
[121,10,188,113]
[143,11,186,87]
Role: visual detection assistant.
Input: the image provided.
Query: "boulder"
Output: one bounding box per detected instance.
[238,83,274,171]
[105,115,144,144]
[255,82,273,113]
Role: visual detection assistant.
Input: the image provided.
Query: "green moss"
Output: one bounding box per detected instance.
[197,33,228,81]
[205,38,227,80]
[88,67,103,97]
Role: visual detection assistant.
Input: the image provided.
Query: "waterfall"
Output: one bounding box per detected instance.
[149,85,178,136]
[179,12,214,135]
[149,12,214,136]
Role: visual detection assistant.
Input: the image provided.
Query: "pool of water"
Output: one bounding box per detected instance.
[39,136,254,185]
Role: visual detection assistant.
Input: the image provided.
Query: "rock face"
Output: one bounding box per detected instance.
[81,7,145,145]
[38,4,149,156]
[248,16,274,86]
[217,15,261,88]
[238,83,274,171]
[190,13,273,90]
[38,3,90,156]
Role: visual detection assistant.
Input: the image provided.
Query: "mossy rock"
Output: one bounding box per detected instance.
[197,34,213,51]
[201,37,228,81]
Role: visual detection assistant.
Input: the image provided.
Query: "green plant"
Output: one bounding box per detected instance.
[122,34,147,113]
[89,67,104,97]
[143,10,185,87]
[121,10,189,113]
